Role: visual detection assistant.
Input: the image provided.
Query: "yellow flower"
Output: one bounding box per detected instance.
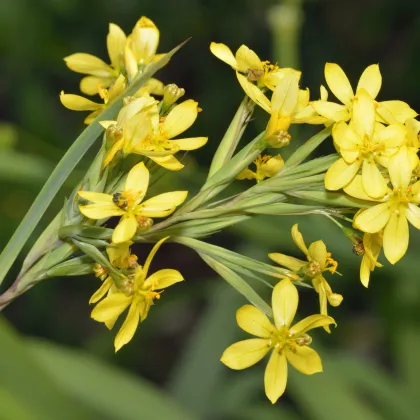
[360,233,383,288]
[64,23,127,95]
[129,99,208,170]
[325,88,407,198]
[91,237,184,351]
[210,42,299,90]
[60,74,126,124]
[100,94,159,167]
[124,17,165,81]
[221,278,335,404]
[312,63,416,124]
[345,145,420,264]
[236,72,327,145]
[237,154,284,182]
[78,162,187,243]
[90,242,138,306]
[269,224,342,330]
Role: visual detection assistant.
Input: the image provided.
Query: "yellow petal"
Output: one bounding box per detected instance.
[60,93,102,111]
[344,175,378,201]
[64,53,114,77]
[125,162,149,203]
[268,253,306,272]
[388,145,413,189]
[272,279,298,329]
[149,155,184,171]
[236,73,271,114]
[376,100,418,124]
[235,45,263,73]
[324,158,361,191]
[383,210,409,264]
[291,224,309,256]
[80,76,112,96]
[91,293,132,322]
[106,241,132,267]
[311,101,350,122]
[78,191,113,204]
[264,350,288,404]
[308,240,327,268]
[354,202,391,233]
[114,301,141,352]
[79,204,123,219]
[163,100,199,139]
[142,237,169,278]
[374,123,407,148]
[320,84,328,101]
[236,305,276,338]
[289,314,336,336]
[406,203,420,229]
[89,277,113,304]
[332,121,359,151]
[356,64,381,99]
[221,339,271,370]
[131,16,159,64]
[112,214,138,244]
[124,43,138,80]
[170,137,208,151]
[361,159,387,199]
[324,63,354,106]
[360,256,372,288]
[210,42,238,69]
[285,346,323,375]
[353,88,375,138]
[107,23,126,71]
[143,269,184,290]
[136,191,187,217]
[271,73,300,117]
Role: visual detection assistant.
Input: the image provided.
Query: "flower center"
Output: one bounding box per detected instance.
[112,192,136,210]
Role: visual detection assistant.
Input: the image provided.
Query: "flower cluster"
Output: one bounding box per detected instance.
[4,15,419,408]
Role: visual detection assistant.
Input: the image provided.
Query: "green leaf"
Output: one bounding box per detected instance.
[28,339,197,420]
[199,253,272,316]
[0,42,186,286]
[287,189,372,208]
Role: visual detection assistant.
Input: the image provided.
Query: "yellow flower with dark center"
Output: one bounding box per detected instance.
[312,62,417,124]
[78,162,187,243]
[325,88,407,198]
[210,42,299,90]
[269,224,342,331]
[237,154,284,182]
[221,278,335,404]
[345,145,420,264]
[91,237,184,351]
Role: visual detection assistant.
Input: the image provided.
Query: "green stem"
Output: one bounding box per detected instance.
[207,96,254,179]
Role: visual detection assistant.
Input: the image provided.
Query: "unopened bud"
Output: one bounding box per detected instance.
[328,293,343,307]
[136,216,154,232]
[163,84,185,106]
[267,130,291,148]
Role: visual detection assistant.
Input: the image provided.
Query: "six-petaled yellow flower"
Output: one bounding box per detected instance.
[345,146,420,264]
[91,237,184,351]
[269,224,342,330]
[78,162,187,243]
[221,278,335,404]
[325,88,407,198]
[210,42,299,90]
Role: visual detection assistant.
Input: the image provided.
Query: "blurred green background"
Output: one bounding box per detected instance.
[1,0,420,418]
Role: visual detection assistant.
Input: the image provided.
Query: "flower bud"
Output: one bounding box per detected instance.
[163,84,185,106]
[327,292,343,307]
[136,216,154,232]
